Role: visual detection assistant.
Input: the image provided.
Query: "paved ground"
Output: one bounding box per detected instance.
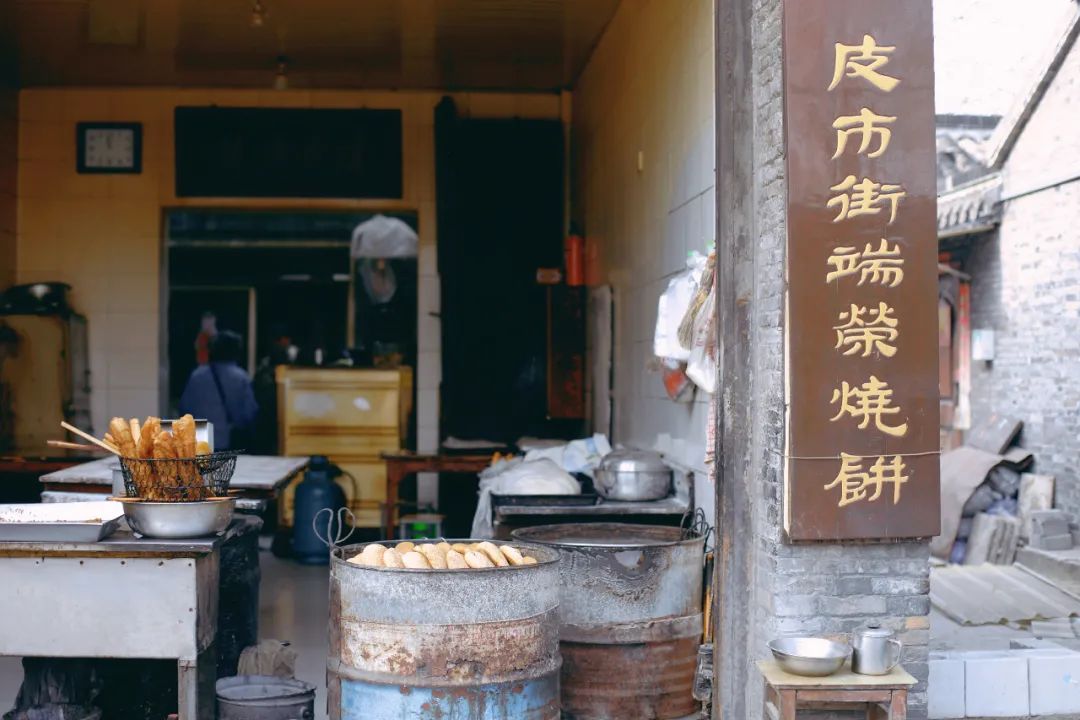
[258,545,331,720]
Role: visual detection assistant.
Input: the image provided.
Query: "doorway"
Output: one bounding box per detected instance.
[161,209,416,453]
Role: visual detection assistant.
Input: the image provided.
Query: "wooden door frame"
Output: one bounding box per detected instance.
[713,0,755,716]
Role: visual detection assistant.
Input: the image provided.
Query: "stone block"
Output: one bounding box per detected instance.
[1029,654,1080,715]
[928,658,965,719]
[1031,510,1072,538]
[1032,532,1074,551]
[964,654,1029,717]
[1019,473,1055,538]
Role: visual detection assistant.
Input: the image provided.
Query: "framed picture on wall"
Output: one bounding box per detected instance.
[76,122,143,174]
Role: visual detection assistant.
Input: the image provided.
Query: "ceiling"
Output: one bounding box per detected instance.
[0,0,622,91]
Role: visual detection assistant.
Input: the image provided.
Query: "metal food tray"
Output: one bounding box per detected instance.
[0,501,125,542]
[490,493,599,507]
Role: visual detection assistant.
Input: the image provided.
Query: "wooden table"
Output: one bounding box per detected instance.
[758,660,916,719]
[0,456,88,504]
[0,456,87,475]
[381,452,493,537]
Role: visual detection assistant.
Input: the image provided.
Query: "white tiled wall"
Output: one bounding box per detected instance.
[15,87,560,444]
[572,0,716,513]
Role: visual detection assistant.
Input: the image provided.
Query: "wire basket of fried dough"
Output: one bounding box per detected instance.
[109,414,238,502]
[119,452,238,501]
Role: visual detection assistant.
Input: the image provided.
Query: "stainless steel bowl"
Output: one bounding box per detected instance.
[593,449,673,501]
[768,637,851,676]
[122,497,235,539]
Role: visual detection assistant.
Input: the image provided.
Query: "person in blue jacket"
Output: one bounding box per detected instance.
[179,330,258,450]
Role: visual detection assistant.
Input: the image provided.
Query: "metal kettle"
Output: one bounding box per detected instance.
[852,623,902,675]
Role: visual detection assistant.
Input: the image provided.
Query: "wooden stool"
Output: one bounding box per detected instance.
[758,660,916,719]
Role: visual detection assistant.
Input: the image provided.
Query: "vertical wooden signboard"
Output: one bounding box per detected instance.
[783,0,940,540]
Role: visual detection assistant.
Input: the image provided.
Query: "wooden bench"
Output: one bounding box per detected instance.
[758,660,916,719]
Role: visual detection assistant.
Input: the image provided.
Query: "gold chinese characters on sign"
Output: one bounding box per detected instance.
[825,240,905,287]
[824,34,909,508]
[783,0,938,540]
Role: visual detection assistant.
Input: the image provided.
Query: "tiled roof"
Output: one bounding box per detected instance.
[937,172,1003,239]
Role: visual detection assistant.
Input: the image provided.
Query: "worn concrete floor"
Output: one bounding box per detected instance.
[0,547,332,720]
[258,548,332,720]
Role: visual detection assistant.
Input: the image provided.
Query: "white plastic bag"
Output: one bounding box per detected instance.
[350,214,418,259]
[654,252,707,361]
[522,434,612,477]
[471,459,581,538]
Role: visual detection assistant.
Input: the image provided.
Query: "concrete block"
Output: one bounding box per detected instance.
[1033,533,1074,551]
[1031,510,1072,538]
[1017,546,1080,596]
[1029,654,1080,715]
[928,658,965,718]
[1010,638,1075,652]
[964,654,1029,717]
[1029,618,1076,640]
[1019,473,1055,538]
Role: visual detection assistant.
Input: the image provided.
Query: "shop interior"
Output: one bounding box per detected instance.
[0,0,718,717]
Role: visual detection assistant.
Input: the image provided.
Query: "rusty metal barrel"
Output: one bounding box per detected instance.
[328,540,562,720]
[513,523,704,720]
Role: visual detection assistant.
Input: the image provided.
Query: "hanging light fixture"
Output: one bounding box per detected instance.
[250,0,268,28]
[274,55,290,90]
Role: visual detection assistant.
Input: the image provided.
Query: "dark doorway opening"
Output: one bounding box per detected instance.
[434,97,583,448]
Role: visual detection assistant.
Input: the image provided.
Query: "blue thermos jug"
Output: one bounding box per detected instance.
[292,455,347,564]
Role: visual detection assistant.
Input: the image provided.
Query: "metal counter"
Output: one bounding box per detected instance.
[0,517,261,720]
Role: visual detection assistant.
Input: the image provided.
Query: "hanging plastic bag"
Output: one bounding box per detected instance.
[686,279,717,393]
[350,214,418,259]
[522,434,612,477]
[654,252,707,361]
[661,358,694,402]
[678,252,717,349]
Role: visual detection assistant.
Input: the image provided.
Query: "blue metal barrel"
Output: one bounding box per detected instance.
[328,541,562,719]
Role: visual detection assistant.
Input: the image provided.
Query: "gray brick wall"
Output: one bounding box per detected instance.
[964,37,1080,519]
[741,0,931,717]
[966,183,1080,518]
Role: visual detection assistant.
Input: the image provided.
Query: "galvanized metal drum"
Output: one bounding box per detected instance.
[513,523,705,720]
[328,540,562,720]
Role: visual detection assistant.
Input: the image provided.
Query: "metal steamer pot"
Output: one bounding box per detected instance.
[593,449,673,501]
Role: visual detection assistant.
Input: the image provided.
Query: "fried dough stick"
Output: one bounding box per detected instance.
[138,417,161,459]
[108,418,137,457]
[170,414,205,497]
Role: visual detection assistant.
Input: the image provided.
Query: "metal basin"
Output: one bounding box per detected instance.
[768,637,851,677]
[121,497,235,539]
[217,675,316,720]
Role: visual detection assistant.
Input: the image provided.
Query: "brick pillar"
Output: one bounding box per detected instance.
[713,0,931,717]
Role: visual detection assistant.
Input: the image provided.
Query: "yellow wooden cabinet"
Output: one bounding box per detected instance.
[276,366,412,529]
